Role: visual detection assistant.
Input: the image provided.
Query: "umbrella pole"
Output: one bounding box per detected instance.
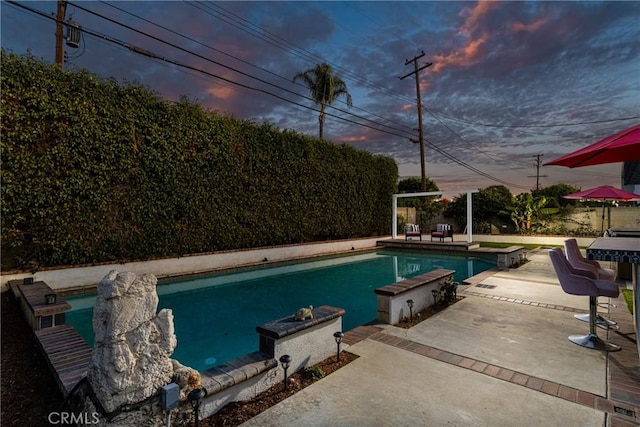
[601,202,605,235]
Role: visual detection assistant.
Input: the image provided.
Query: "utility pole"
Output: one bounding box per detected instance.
[400,51,432,192]
[528,154,548,191]
[55,0,68,67]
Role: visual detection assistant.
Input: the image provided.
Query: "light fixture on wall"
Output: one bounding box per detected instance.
[333,331,344,362]
[431,289,439,306]
[279,354,292,391]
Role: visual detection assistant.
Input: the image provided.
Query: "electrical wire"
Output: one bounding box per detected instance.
[65,1,419,139]
[99,0,413,134]
[6,0,619,191]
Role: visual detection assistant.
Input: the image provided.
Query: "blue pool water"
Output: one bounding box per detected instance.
[66,250,495,371]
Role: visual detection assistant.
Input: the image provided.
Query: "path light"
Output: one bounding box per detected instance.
[279,354,292,391]
[333,331,344,362]
[431,289,438,306]
[187,388,207,427]
[406,299,414,321]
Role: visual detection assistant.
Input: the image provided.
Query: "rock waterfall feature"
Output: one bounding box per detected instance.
[85,270,200,424]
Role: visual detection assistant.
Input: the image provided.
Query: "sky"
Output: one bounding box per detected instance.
[2,1,639,195]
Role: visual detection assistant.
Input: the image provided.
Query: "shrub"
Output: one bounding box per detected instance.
[1,51,398,270]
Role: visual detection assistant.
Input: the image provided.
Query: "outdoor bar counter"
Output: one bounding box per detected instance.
[587,237,640,358]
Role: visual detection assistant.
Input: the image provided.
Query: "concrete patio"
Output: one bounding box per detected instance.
[241,248,639,426]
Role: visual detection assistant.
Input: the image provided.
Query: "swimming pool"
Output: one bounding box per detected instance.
[66,250,495,371]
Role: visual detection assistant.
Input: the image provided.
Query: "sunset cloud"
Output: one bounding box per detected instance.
[206,85,235,100]
[338,135,367,143]
[431,34,488,72]
[512,18,548,33]
[458,1,500,36]
[1,1,636,194]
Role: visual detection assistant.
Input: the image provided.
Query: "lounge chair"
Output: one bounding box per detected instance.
[548,248,620,351]
[431,224,453,242]
[405,224,421,240]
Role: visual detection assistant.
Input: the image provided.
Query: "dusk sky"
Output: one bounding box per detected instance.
[2,1,639,195]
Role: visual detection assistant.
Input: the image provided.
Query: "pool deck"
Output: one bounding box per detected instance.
[241,248,640,426]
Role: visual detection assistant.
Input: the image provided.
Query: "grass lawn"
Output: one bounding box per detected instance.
[622,289,634,315]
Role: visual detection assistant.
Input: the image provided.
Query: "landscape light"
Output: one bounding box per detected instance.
[333,331,344,362]
[406,299,414,321]
[187,388,207,427]
[279,354,292,391]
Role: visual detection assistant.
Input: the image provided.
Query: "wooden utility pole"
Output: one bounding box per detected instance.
[529,154,548,191]
[55,0,67,67]
[400,51,432,191]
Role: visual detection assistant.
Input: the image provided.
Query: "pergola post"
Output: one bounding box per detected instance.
[392,195,399,239]
[466,192,473,243]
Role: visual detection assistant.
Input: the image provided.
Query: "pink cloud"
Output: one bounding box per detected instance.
[206,85,235,100]
[338,135,368,143]
[458,1,500,36]
[431,34,488,72]
[512,17,548,33]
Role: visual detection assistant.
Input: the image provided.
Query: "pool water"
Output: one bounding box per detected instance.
[66,250,495,371]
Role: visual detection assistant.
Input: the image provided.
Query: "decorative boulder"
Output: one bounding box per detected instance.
[88,270,178,414]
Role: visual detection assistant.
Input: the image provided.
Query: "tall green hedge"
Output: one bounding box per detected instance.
[1,51,398,270]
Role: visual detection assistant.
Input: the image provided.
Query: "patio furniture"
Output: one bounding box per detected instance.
[563,239,617,328]
[431,224,453,242]
[565,238,616,281]
[405,224,422,241]
[548,248,620,351]
[587,236,640,359]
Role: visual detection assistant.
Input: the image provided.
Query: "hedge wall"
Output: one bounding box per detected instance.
[0,51,398,270]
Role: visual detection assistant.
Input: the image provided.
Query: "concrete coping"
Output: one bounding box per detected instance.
[256,305,346,340]
[374,269,455,296]
[472,245,525,254]
[200,351,277,395]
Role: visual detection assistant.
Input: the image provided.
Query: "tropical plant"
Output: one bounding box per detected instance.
[532,183,580,209]
[293,63,352,139]
[503,193,548,233]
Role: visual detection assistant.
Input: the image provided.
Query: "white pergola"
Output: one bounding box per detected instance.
[392,189,479,242]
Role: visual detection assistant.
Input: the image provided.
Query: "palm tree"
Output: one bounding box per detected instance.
[293,63,353,139]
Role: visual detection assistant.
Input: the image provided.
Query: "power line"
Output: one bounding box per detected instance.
[5,0,547,191]
[426,107,639,129]
[65,1,417,139]
[99,1,413,136]
[7,0,420,142]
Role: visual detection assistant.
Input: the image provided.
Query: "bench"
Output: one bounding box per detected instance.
[35,325,92,396]
[405,223,422,240]
[431,224,453,242]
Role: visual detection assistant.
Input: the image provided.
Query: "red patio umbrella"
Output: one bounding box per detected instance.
[563,185,640,234]
[545,124,640,168]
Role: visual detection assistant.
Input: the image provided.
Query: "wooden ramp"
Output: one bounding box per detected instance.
[35,324,92,396]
